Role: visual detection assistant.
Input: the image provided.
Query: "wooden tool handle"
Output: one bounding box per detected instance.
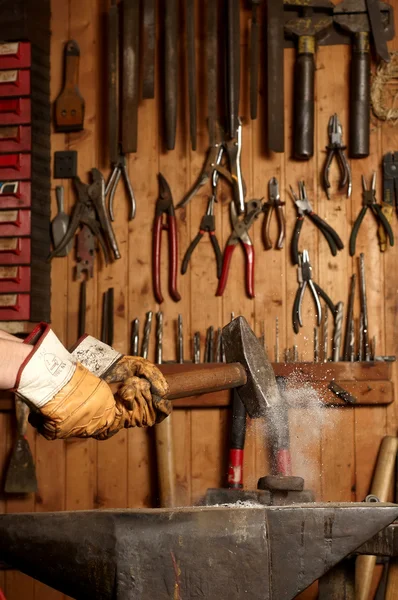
[350,33,370,159]
[294,43,315,160]
[154,415,177,508]
[15,396,29,437]
[54,40,85,132]
[109,363,247,400]
[355,436,398,600]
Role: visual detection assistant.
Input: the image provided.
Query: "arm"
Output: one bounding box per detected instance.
[0,339,31,389]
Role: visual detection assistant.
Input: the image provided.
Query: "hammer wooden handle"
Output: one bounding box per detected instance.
[355,436,398,600]
[109,363,247,400]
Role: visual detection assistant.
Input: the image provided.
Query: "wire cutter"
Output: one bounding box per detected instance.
[153,173,181,304]
[293,250,337,334]
[349,173,394,256]
[181,193,222,278]
[290,181,344,265]
[216,198,263,298]
[262,177,286,250]
[322,114,352,200]
[105,150,136,222]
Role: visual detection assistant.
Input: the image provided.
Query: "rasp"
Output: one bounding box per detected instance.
[226,0,240,138]
[207,0,218,145]
[108,0,119,165]
[266,0,284,152]
[164,0,178,150]
[142,0,156,99]
[122,0,140,154]
[186,0,197,150]
[250,1,262,120]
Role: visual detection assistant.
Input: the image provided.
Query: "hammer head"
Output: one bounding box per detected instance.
[222,316,279,417]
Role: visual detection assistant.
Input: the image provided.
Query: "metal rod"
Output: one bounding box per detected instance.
[193,332,200,364]
[130,318,139,356]
[359,253,370,361]
[332,302,344,362]
[314,327,319,363]
[177,314,184,364]
[141,311,153,359]
[155,311,163,364]
[275,317,280,363]
[323,304,329,363]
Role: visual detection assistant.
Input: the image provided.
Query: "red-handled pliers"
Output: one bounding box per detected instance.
[216,199,263,298]
[153,173,181,304]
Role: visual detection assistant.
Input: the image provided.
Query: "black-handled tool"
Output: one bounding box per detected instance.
[334,1,394,158]
[285,2,333,160]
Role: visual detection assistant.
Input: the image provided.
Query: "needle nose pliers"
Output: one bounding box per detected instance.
[290,181,344,265]
[216,199,263,298]
[153,173,181,304]
[293,249,337,334]
[322,114,352,200]
[349,172,394,256]
[262,177,286,250]
[181,194,222,278]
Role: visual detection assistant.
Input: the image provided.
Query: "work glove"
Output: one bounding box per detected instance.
[13,324,170,440]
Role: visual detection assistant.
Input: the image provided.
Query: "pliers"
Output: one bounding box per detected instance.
[262,177,286,250]
[380,153,398,251]
[214,120,246,215]
[293,249,337,334]
[153,173,181,304]
[216,198,263,298]
[49,168,120,264]
[322,114,352,200]
[176,142,223,208]
[290,181,344,265]
[181,193,222,278]
[105,150,136,222]
[349,172,394,256]
[177,120,246,215]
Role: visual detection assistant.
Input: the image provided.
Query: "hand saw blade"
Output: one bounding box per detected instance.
[366,0,391,62]
[122,0,140,154]
[186,0,197,150]
[142,0,156,99]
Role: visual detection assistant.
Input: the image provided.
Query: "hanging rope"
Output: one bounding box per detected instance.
[371,51,398,124]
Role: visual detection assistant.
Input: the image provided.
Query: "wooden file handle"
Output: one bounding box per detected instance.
[109,363,247,400]
[355,436,398,600]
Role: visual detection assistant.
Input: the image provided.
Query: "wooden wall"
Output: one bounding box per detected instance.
[1,0,398,598]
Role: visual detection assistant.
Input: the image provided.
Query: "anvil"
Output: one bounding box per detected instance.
[0,503,397,599]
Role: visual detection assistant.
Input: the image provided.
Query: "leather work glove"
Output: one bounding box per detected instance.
[13,324,170,440]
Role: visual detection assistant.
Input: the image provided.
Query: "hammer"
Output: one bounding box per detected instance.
[110,316,279,419]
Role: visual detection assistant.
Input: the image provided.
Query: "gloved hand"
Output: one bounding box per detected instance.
[14,324,170,440]
[71,335,170,429]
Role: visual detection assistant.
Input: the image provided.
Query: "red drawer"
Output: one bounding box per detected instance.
[0,181,31,208]
[0,70,30,98]
[0,265,30,292]
[0,98,31,125]
[0,153,31,180]
[0,293,29,320]
[0,43,31,70]
[0,209,30,236]
[0,125,30,152]
[0,237,30,264]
